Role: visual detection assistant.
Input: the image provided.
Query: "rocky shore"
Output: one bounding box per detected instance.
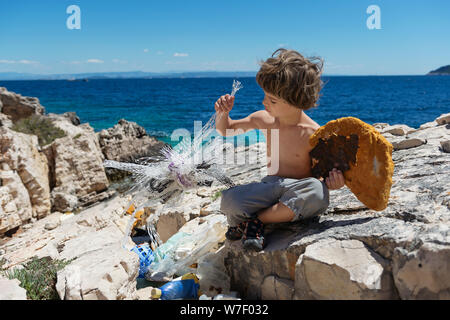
[0,87,165,230]
[0,87,449,300]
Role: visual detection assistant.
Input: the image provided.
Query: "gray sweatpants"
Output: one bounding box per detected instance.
[220,175,329,227]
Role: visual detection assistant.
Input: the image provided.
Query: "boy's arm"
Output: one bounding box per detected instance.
[216,111,264,136]
[215,94,263,136]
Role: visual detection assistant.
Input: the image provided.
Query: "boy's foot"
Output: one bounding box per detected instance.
[242,218,265,252]
[225,221,247,241]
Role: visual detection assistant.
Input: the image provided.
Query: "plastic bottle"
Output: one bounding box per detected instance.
[151,231,192,263]
[151,273,200,300]
[130,243,154,278]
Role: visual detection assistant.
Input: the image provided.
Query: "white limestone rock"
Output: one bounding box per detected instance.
[392,240,450,299]
[0,127,51,220]
[294,239,396,300]
[0,87,44,122]
[0,170,33,234]
[49,125,109,211]
[436,113,450,126]
[56,243,139,300]
[97,118,165,162]
[261,275,295,300]
[440,140,450,153]
[382,124,416,136]
[0,276,27,300]
[391,137,427,150]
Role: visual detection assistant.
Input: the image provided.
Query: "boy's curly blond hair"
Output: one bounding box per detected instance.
[256,48,324,110]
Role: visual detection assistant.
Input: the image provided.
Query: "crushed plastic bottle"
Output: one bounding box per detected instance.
[151,273,200,300]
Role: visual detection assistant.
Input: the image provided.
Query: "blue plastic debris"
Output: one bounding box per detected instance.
[130,243,154,278]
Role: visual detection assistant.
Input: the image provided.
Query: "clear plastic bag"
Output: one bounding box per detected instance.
[145,214,227,281]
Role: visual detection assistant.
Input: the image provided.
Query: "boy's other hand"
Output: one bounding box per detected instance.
[325,168,345,190]
[215,94,234,113]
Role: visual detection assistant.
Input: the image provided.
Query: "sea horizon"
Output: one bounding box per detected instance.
[1,75,449,147]
[1,71,447,82]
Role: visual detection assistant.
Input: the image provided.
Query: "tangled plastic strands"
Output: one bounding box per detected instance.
[107,80,243,248]
[214,79,243,124]
[104,79,243,226]
[231,79,244,97]
[161,79,243,188]
[105,79,243,191]
[174,80,243,161]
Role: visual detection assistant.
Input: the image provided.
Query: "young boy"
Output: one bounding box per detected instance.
[215,48,345,252]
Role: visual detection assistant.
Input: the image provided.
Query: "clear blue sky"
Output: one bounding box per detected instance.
[0,0,449,75]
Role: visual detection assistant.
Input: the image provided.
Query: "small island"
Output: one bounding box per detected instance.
[427,65,450,75]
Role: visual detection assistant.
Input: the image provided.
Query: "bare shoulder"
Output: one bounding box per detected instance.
[298,124,319,152]
[298,123,320,137]
[250,110,274,129]
[300,114,321,131]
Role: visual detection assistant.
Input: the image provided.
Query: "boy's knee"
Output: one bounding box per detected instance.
[220,188,242,216]
[283,177,330,220]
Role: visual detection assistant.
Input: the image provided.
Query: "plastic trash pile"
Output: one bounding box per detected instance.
[117,80,246,300]
[125,203,240,300]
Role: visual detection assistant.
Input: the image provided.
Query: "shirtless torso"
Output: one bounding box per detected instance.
[214,92,322,180]
[215,91,344,204]
[255,110,320,179]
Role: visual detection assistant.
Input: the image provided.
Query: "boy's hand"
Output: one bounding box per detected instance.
[325,168,345,190]
[215,94,234,113]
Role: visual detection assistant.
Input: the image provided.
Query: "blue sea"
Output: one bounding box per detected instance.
[1,76,449,146]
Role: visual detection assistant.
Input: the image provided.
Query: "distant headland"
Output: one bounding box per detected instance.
[0,71,258,81]
[427,65,450,75]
